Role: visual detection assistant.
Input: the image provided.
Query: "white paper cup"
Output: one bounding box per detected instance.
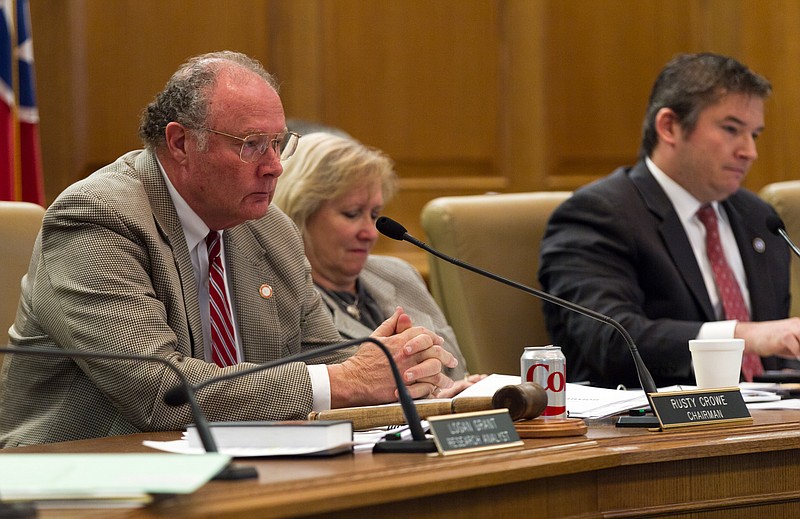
[688,339,744,389]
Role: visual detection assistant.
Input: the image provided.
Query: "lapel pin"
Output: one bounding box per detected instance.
[753,237,766,254]
[259,284,273,299]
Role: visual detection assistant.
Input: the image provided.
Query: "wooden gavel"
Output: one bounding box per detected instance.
[308,382,548,430]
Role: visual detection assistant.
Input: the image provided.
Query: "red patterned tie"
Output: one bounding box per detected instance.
[696,204,763,381]
[207,231,238,367]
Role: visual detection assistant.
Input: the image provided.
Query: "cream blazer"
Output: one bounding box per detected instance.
[319,255,468,380]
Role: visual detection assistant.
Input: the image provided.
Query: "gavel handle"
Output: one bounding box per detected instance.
[309,400,455,430]
[309,383,548,429]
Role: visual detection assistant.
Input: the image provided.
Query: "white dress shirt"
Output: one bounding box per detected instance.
[646,157,748,340]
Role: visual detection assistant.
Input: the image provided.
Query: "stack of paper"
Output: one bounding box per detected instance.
[146,420,354,457]
[0,453,231,509]
[459,375,782,419]
[565,384,648,418]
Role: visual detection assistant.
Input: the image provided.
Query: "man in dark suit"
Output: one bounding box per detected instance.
[0,51,456,447]
[539,53,800,388]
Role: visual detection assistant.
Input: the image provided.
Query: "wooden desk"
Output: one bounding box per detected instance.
[4,410,800,518]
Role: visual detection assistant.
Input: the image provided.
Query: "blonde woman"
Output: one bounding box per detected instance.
[275,132,483,395]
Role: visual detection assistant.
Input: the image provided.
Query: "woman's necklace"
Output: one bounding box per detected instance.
[319,284,362,321]
[345,292,361,320]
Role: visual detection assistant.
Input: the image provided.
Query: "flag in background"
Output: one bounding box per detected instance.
[1,0,15,200]
[0,0,43,204]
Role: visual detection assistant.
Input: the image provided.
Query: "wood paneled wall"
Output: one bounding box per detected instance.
[29,1,800,265]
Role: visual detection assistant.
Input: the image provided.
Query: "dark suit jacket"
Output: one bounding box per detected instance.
[0,150,348,447]
[538,161,791,388]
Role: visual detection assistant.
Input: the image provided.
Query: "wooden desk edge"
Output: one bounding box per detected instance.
[4,410,800,518]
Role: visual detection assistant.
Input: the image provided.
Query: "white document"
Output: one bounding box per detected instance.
[0,453,230,504]
[452,375,782,418]
[453,373,647,419]
[144,423,429,456]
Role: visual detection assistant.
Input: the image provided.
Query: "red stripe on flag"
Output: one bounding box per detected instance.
[0,100,15,200]
[18,119,42,204]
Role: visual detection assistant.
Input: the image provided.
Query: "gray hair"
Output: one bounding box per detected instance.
[138,51,279,150]
[273,132,398,236]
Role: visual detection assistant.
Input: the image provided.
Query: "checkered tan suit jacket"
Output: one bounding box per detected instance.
[0,150,348,447]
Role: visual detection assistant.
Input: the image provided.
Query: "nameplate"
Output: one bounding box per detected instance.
[428,409,523,456]
[649,387,752,430]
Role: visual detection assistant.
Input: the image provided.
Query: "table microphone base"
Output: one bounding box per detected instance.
[615,415,661,428]
[214,463,259,480]
[373,439,437,453]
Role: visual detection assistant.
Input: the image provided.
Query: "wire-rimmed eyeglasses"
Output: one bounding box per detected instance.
[200,128,301,162]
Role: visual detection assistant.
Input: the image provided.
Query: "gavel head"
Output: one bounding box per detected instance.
[492,382,548,420]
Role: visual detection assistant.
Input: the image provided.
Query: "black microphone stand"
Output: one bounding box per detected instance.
[375,216,659,399]
[165,337,437,453]
[0,346,256,480]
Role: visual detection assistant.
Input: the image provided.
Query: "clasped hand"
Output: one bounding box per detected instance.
[330,307,458,407]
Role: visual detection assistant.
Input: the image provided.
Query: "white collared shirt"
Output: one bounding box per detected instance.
[646,157,748,339]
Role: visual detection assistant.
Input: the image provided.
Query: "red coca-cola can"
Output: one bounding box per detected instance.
[521,346,566,418]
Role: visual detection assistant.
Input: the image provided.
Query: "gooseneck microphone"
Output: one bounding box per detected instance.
[766,214,800,259]
[164,337,437,453]
[376,216,658,395]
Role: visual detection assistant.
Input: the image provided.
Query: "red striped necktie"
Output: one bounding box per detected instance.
[696,204,763,381]
[206,231,238,367]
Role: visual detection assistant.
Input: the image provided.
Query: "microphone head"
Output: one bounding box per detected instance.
[163,386,189,407]
[766,214,785,236]
[376,216,408,241]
